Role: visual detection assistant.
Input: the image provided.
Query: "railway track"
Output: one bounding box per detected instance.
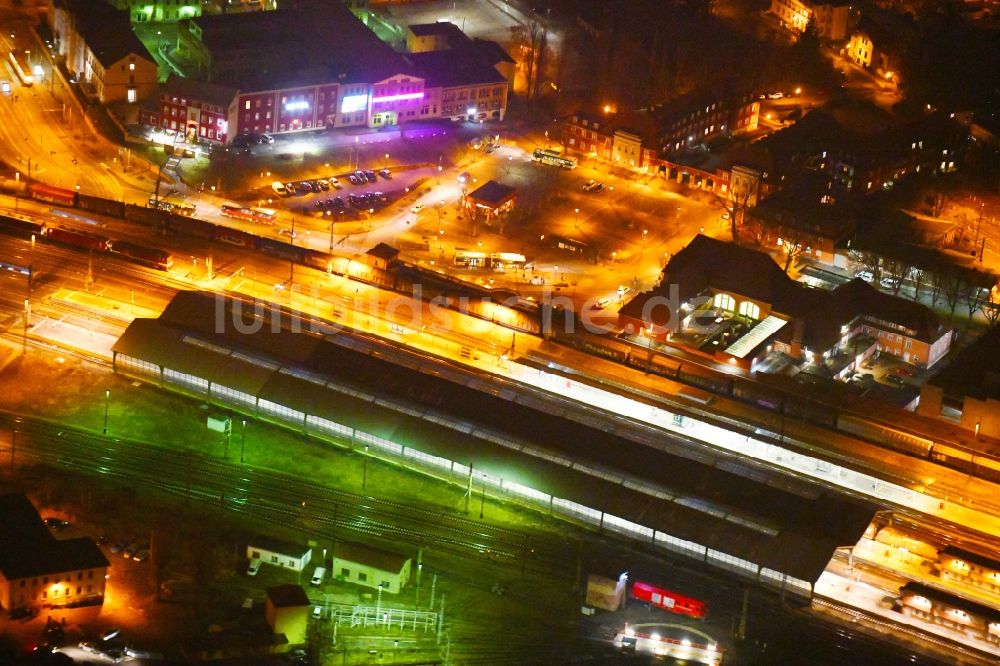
[0,412,576,578]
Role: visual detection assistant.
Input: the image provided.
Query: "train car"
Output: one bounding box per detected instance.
[302,248,336,273]
[631,581,707,619]
[164,214,216,240]
[0,214,46,239]
[258,236,306,264]
[220,203,276,225]
[42,226,111,252]
[836,413,934,458]
[109,240,173,270]
[28,182,78,208]
[215,226,258,248]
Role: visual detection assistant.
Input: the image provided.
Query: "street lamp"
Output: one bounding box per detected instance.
[574,208,580,231]
[507,156,512,174]
[479,472,487,519]
[102,389,110,435]
[362,444,369,487]
[384,153,389,169]
[240,419,247,463]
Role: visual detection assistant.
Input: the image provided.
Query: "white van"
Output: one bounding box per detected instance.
[271,181,290,197]
[310,566,326,586]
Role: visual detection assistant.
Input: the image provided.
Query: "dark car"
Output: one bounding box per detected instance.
[364,170,377,182]
[332,197,344,208]
[886,374,906,386]
[44,517,70,531]
[9,607,35,620]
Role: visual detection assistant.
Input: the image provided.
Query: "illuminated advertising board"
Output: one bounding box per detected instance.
[340,94,369,113]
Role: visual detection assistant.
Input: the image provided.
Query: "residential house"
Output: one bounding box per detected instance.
[139,74,237,144]
[332,542,411,594]
[769,0,851,40]
[0,494,108,611]
[846,11,917,84]
[49,0,157,103]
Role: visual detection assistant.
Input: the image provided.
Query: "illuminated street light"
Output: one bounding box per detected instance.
[479,472,487,519]
[574,207,580,231]
[102,389,110,435]
[240,419,247,463]
[362,444,369,487]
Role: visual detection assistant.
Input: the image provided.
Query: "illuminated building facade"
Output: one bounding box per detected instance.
[768,0,850,41]
[160,4,509,141]
[0,494,108,612]
[107,0,201,22]
[140,74,236,143]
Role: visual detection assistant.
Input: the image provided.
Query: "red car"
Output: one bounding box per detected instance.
[895,367,913,377]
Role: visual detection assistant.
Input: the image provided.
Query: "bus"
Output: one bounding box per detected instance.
[532,148,577,169]
[220,203,277,225]
[147,196,196,217]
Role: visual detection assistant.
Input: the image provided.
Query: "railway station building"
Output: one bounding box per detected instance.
[112,291,876,598]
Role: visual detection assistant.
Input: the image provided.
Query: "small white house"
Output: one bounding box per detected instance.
[332,542,411,594]
[247,536,312,572]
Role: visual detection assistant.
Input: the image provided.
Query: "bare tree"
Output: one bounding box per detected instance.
[715,184,753,241]
[982,302,1000,326]
[849,248,882,283]
[910,268,926,302]
[939,270,964,322]
[779,229,811,273]
[882,256,910,295]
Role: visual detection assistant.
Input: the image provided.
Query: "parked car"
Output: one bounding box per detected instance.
[856,270,874,283]
[880,276,900,290]
[329,177,343,189]
[886,374,906,386]
[583,180,605,193]
[271,181,290,197]
[310,566,326,586]
[312,605,322,620]
[895,367,913,377]
[410,203,425,214]
[99,627,121,642]
[364,170,377,182]
[79,642,99,654]
[378,168,392,179]
[122,542,141,559]
[108,541,126,554]
[247,557,262,576]
[43,517,70,531]
[317,179,330,191]
[132,548,151,563]
[0,81,11,96]
[277,228,297,239]
[260,134,275,144]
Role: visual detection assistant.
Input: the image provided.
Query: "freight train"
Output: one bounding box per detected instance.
[0,214,173,271]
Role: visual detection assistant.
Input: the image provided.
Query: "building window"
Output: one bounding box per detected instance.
[127,88,137,103]
[129,62,135,71]
[714,293,736,311]
[738,301,760,320]
[358,572,368,582]
[341,568,350,577]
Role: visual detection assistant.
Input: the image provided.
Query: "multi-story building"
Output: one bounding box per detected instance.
[769,0,851,41]
[0,494,108,612]
[753,101,967,194]
[107,0,201,22]
[140,74,237,143]
[49,0,157,103]
[618,235,951,371]
[846,11,917,84]
[653,90,760,154]
[918,324,1000,439]
[161,5,510,141]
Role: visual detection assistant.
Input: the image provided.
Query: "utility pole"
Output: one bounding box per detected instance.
[240,419,246,463]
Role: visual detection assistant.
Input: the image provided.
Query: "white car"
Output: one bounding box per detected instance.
[856,271,874,283]
[410,203,425,214]
[0,81,10,95]
[246,557,262,576]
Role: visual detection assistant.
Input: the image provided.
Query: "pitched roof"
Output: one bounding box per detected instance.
[367,242,400,261]
[249,535,311,559]
[656,234,822,317]
[333,542,410,574]
[466,180,516,207]
[160,73,238,110]
[267,584,310,608]
[405,48,507,88]
[0,494,108,580]
[64,0,154,68]
[407,21,468,44]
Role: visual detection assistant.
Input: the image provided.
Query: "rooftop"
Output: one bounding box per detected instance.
[112,291,877,583]
[62,0,153,68]
[333,542,410,573]
[266,584,310,608]
[249,535,311,559]
[926,325,1000,402]
[0,494,108,580]
[160,73,238,110]
[405,47,508,89]
[466,180,517,207]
